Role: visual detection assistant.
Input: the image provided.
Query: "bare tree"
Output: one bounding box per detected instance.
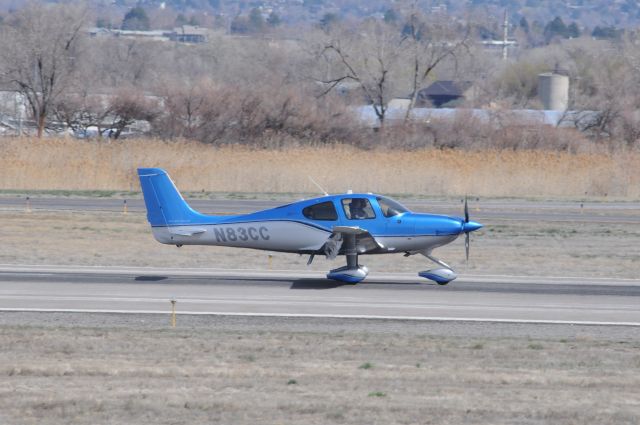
[563,39,640,146]
[87,38,159,91]
[155,78,216,139]
[401,10,471,120]
[52,87,161,139]
[314,20,406,126]
[0,3,87,137]
[53,90,106,135]
[105,89,161,139]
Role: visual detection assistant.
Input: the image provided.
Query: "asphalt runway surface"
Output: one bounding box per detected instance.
[1,196,639,223]
[1,265,638,326]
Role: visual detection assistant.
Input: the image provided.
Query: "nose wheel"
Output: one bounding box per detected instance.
[419,269,456,285]
[419,253,457,285]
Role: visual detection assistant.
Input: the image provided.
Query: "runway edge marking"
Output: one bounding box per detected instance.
[1,264,639,285]
[1,308,639,327]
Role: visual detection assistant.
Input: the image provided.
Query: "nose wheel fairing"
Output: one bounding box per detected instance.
[418,252,457,285]
[419,268,457,285]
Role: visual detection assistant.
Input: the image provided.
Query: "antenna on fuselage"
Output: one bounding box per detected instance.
[308,176,329,196]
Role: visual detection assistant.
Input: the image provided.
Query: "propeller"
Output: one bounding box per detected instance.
[465,230,470,262]
[464,197,470,262]
[462,196,483,262]
[464,196,469,223]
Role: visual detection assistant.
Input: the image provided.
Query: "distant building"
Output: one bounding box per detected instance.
[387,98,411,109]
[416,81,473,108]
[88,28,168,41]
[354,105,601,131]
[538,72,570,111]
[88,25,209,44]
[167,25,209,43]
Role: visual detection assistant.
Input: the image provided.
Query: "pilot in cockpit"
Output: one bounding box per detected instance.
[349,198,368,219]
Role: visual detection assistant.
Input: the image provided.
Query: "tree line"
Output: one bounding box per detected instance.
[1,2,640,150]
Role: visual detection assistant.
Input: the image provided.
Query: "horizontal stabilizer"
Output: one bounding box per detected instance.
[168,227,207,236]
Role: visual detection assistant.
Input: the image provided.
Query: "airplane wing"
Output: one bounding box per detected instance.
[323,226,385,260]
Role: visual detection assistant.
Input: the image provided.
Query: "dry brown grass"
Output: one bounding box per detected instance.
[1,137,639,198]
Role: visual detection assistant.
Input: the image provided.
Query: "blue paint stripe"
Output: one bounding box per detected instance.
[153,219,333,233]
[151,219,459,238]
[327,273,364,283]
[153,220,461,237]
[154,223,459,237]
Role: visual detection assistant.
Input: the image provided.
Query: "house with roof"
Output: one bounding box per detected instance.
[416,81,473,108]
[167,25,209,43]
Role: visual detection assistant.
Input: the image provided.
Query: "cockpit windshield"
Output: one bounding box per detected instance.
[376,196,410,217]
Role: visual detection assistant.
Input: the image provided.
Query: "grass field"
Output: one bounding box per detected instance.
[0,322,638,425]
[1,137,639,199]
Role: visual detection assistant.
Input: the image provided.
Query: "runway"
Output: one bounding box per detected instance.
[1,265,639,326]
[1,196,639,223]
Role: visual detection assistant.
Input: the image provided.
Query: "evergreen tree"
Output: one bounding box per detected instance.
[96,17,111,28]
[592,26,622,39]
[249,8,265,32]
[384,9,398,24]
[320,12,339,30]
[122,7,150,31]
[519,16,529,33]
[267,12,281,27]
[175,14,187,26]
[567,22,580,38]
[230,16,250,34]
[544,16,567,42]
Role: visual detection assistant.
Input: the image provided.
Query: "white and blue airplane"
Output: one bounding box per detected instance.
[138,168,482,285]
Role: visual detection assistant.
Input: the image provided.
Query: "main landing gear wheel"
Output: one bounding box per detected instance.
[326,233,368,284]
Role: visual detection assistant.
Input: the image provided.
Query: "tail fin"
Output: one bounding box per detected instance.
[137,168,206,226]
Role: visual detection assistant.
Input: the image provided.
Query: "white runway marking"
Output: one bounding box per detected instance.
[1,264,639,285]
[1,308,639,327]
[0,265,638,326]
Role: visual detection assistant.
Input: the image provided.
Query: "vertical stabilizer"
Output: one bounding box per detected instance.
[137,168,206,226]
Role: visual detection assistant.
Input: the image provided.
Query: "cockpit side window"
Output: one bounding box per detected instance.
[376,196,409,217]
[342,198,376,220]
[302,201,338,221]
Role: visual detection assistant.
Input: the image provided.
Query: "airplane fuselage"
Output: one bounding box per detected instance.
[151,214,461,255]
[153,194,464,254]
[138,168,482,284]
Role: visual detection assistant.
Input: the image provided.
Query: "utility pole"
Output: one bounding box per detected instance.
[502,9,509,61]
